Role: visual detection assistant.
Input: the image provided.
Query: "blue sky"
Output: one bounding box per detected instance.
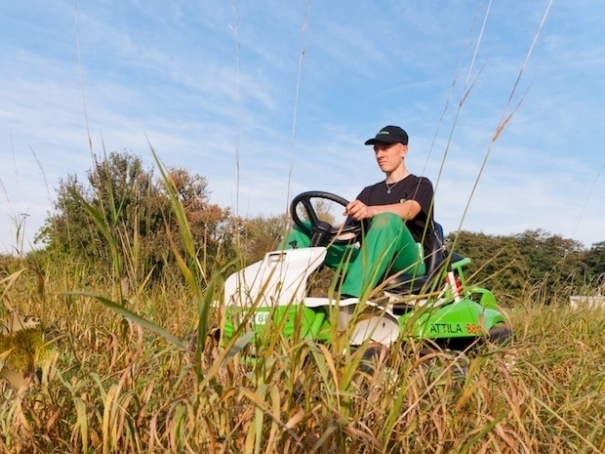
[1,0,604,253]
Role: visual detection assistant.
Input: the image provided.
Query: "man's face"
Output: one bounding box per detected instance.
[373,142,408,173]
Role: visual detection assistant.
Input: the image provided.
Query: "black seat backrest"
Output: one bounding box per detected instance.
[424,221,447,276]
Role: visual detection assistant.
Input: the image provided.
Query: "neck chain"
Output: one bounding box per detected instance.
[385,179,401,194]
[385,172,410,193]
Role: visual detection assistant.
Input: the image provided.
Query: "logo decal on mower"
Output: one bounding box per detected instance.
[429,323,463,334]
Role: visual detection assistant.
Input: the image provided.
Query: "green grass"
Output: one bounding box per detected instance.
[1,261,605,453]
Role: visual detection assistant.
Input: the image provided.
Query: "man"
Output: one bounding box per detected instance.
[285,125,435,299]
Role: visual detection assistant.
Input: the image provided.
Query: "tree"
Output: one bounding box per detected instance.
[585,241,605,283]
[515,229,586,296]
[447,231,529,302]
[238,214,290,264]
[36,151,232,289]
[447,229,588,304]
[165,167,233,267]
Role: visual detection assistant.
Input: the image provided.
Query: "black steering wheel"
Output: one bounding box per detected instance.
[290,191,362,247]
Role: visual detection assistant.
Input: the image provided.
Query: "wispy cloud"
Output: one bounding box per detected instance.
[1,0,604,253]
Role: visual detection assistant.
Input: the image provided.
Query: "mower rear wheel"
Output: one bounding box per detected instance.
[487,324,513,346]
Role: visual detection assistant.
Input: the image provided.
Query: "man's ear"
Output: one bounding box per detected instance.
[401,144,409,158]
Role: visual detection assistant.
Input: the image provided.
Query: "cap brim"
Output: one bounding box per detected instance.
[364,137,398,145]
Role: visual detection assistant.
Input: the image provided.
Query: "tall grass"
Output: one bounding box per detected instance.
[2,200,605,453]
[3,1,599,452]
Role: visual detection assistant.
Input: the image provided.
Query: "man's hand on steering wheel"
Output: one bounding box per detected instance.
[344,199,374,221]
[290,191,362,247]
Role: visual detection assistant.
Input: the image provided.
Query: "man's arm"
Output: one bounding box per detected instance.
[344,199,421,221]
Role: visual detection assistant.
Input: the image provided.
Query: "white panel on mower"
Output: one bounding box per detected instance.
[338,305,400,346]
[301,296,358,307]
[224,247,327,307]
[304,297,401,346]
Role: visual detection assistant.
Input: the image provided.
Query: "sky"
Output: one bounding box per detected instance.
[1,0,604,254]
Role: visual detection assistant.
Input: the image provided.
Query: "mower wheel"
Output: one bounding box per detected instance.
[356,344,388,375]
[487,324,513,346]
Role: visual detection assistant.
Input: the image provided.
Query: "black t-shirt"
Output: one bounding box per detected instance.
[356,175,435,252]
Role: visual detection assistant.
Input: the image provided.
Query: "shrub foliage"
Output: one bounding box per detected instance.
[36,151,233,286]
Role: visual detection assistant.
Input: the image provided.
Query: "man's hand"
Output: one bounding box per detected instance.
[344,200,374,221]
[344,198,422,222]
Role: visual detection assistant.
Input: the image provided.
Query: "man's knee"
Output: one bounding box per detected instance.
[369,212,404,230]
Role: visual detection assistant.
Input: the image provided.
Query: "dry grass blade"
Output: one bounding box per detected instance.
[72,397,89,453]
[0,269,26,312]
[533,396,602,453]
[241,385,306,449]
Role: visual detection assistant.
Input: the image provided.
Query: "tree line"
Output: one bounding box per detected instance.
[447,230,604,304]
[15,151,604,303]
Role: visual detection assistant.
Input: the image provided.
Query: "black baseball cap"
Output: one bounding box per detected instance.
[364,125,409,146]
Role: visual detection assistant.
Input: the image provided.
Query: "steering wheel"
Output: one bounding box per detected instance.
[290,191,362,247]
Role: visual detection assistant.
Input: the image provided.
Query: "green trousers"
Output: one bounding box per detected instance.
[281,212,425,298]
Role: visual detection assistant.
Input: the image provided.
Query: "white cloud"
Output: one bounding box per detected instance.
[1,0,604,254]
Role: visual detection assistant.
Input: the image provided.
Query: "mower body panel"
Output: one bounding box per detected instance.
[221,245,508,349]
[223,247,325,307]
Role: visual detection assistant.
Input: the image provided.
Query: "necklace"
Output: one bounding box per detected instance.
[385,172,410,193]
[385,179,401,194]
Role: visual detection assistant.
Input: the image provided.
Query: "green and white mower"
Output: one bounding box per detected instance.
[221,191,511,353]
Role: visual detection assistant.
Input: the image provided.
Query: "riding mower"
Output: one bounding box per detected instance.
[221,191,512,356]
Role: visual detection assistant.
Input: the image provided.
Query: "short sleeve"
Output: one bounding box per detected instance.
[408,177,433,217]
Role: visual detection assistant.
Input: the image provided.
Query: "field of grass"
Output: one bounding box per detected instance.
[1,259,605,454]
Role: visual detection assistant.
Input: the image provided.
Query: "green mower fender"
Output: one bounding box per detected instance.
[467,286,499,311]
[399,297,506,340]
